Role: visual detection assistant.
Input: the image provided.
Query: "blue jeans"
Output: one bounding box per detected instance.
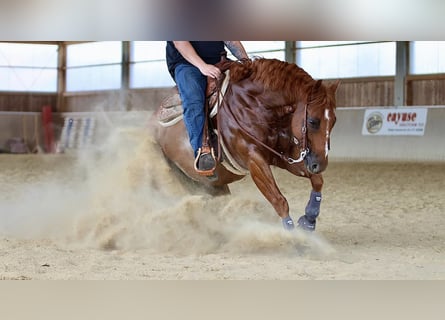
[174,64,207,157]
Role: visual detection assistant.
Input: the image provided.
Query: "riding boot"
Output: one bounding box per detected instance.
[194,145,217,176]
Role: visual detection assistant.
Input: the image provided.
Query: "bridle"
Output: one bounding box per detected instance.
[288,102,309,164]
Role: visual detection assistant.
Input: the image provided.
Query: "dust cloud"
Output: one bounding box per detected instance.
[0,112,333,257]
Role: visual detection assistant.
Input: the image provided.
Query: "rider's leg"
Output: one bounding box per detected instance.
[174,64,207,158]
[175,64,215,174]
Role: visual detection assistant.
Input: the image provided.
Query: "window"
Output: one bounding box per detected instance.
[129,41,286,88]
[296,41,396,79]
[130,41,174,88]
[66,41,122,91]
[0,42,58,92]
[240,41,285,60]
[409,41,445,74]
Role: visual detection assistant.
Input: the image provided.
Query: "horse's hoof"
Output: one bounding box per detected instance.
[297,215,316,232]
[282,216,295,230]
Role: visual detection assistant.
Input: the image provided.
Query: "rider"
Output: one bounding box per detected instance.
[166,41,248,175]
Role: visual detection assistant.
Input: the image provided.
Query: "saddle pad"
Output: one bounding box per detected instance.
[157,70,230,127]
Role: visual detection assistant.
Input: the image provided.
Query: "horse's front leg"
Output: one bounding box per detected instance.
[248,155,295,230]
[297,174,323,231]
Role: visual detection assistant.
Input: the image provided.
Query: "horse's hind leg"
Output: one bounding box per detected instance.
[297,174,323,231]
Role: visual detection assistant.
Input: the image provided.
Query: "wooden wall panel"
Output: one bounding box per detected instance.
[128,88,175,111]
[63,91,127,112]
[407,77,445,106]
[0,93,57,112]
[335,78,394,107]
[1,76,444,113]
[63,88,174,113]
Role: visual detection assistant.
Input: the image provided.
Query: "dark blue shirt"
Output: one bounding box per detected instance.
[166,41,226,80]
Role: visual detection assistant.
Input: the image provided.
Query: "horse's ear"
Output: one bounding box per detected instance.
[309,80,323,100]
[331,80,341,93]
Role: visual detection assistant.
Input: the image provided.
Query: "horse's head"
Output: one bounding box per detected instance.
[291,80,339,174]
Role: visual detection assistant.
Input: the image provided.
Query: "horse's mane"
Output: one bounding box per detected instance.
[229,58,316,102]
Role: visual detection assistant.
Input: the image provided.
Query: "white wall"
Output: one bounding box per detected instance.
[330,106,445,162]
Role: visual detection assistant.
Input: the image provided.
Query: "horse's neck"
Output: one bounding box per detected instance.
[247,78,312,109]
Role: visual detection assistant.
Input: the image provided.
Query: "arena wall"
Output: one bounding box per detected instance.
[0,112,43,153]
[329,106,445,162]
[1,106,445,162]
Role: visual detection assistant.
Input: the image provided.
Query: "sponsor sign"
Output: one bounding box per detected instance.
[362,108,428,136]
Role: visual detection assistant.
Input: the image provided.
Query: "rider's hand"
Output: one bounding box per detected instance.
[199,64,221,79]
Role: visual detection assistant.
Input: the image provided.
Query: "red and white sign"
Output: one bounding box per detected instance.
[362,108,428,136]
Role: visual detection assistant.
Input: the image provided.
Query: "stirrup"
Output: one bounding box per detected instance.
[194,146,217,176]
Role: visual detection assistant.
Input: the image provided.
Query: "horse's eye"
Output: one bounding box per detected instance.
[308,118,320,129]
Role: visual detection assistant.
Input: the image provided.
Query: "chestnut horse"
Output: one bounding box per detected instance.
[151,58,339,231]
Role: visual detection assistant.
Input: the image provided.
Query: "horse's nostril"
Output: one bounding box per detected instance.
[311,163,319,172]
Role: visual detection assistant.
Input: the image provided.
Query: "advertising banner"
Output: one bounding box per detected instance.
[362,108,428,136]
